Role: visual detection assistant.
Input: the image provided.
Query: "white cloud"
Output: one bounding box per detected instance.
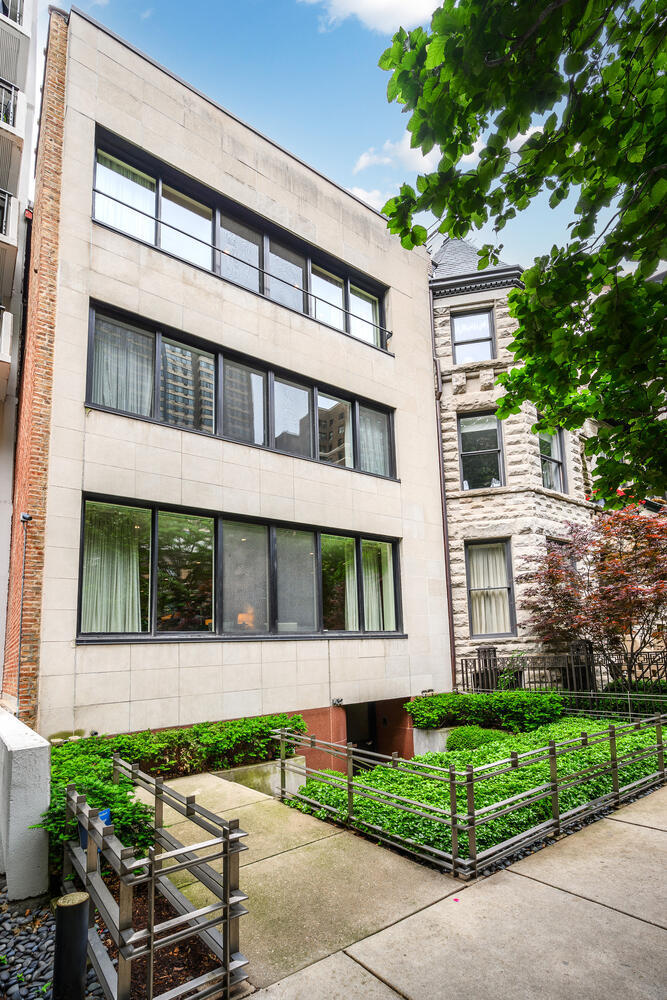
[354,132,440,175]
[347,187,391,212]
[298,0,434,33]
[140,8,154,19]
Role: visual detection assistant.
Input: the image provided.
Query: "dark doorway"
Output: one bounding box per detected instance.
[345,701,377,754]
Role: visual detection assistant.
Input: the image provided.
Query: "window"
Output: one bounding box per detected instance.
[157,511,214,632]
[80,502,151,633]
[540,429,565,491]
[350,286,381,347]
[267,241,307,312]
[321,534,359,631]
[160,339,215,433]
[362,540,396,631]
[359,406,391,477]
[90,314,155,417]
[79,500,399,638]
[222,521,269,633]
[451,311,494,364]
[160,186,213,270]
[274,379,312,458]
[87,308,395,477]
[223,360,265,445]
[459,414,503,489]
[276,528,317,633]
[218,214,262,292]
[94,151,156,244]
[311,267,345,329]
[93,136,389,349]
[318,394,353,467]
[466,541,514,636]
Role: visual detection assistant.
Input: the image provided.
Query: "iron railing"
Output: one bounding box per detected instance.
[0,80,17,129]
[0,189,10,237]
[1,1,23,27]
[92,187,391,349]
[274,716,666,879]
[63,756,249,1000]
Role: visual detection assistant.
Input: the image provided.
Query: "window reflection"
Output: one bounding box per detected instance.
[156,511,214,632]
[160,186,213,270]
[318,394,353,467]
[160,339,215,433]
[274,379,312,458]
[222,521,269,632]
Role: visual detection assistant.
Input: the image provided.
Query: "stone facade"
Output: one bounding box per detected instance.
[5,9,451,740]
[431,252,596,667]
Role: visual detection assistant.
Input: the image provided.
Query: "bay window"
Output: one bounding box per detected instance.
[459,413,503,489]
[466,540,515,637]
[540,428,565,491]
[79,499,400,638]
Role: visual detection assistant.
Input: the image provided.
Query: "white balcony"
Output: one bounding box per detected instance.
[0,307,12,400]
[0,2,32,94]
[0,192,17,298]
[0,85,23,193]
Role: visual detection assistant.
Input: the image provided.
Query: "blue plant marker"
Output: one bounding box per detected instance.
[78,807,111,850]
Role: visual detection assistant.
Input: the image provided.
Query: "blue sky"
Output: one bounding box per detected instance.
[41,0,578,267]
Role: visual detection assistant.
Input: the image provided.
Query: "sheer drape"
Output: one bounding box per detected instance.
[469,542,511,635]
[81,504,150,633]
[362,541,396,631]
[276,529,317,632]
[95,151,156,243]
[343,538,359,630]
[222,521,269,632]
[359,406,390,476]
[92,316,154,416]
[322,534,358,630]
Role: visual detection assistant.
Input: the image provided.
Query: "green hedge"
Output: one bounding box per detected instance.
[290,717,660,859]
[43,713,306,873]
[405,691,566,732]
[445,725,511,752]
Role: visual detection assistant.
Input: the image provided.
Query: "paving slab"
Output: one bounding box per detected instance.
[164,798,340,889]
[134,771,268,825]
[608,785,667,831]
[347,870,667,1000]
[253,952,402,999]
[509,817,667,927]
[182,830,458,988]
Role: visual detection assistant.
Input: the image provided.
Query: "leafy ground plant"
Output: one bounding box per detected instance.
[404,690,566,731]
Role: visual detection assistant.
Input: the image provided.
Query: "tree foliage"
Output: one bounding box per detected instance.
[379,0,667,502]
[522,506,667,674]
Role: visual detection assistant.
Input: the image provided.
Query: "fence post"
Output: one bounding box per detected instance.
[153,776,164,873]
[52,892,89,1000]
[117,848,134,1000]
[548,741,560,835]
[146,846,155,1000]
[112,753,120,785]
[228,818,241,961]
[346,742,354,824]
[609,725,620,808]
[656,717,665,781]
[279,729,286,801]
[448,766,459,878]
[392,752,398,769]
[465,765,476,877]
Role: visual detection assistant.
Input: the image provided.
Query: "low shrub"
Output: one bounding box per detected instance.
[445,725,511,752]
[405,691,566,732]
[43,713,306,875]
[291,717,660,860]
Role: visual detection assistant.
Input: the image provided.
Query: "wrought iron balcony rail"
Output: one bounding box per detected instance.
[92,186,392,350]
[0,80,18,129]
[1,1,23,27]
[0,189,10,236]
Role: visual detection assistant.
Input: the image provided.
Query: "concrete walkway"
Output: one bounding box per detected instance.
[151,776,667,998]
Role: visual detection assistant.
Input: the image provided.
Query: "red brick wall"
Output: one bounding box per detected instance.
[1,12,68,724]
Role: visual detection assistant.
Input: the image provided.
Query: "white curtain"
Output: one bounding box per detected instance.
[363,541,396,631]
[469,542,511,635]
[360,407,389,476]
[343,537,359,630]
[81,505,148,633]
[92,317,154,416]
[95,151,156,244]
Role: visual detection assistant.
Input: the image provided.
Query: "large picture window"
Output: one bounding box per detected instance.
[93,138,389,349]
[79,499,400,638]
[451,311,494,364]
[466,540,515,637]
[90,314,155,418]
[459,414,503,489]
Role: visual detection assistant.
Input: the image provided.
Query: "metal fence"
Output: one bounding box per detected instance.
[274,715,666,879]
[64,756,249,1000]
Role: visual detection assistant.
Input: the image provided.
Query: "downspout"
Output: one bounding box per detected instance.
[429,287,457,689]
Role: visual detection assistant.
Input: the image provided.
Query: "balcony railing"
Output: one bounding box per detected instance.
[0,80,17,129]
[0,189,10,236]
[1,1,23,27]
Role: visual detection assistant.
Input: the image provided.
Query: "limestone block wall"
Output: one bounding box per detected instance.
[433,289,596,663]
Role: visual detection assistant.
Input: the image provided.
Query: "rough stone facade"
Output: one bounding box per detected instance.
[432,279,596,667]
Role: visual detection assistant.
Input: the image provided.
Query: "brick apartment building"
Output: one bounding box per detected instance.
[431,237,596,665]
[0,8,451,752]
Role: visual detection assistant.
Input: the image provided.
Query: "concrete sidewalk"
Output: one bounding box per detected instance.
[151,775,667,998]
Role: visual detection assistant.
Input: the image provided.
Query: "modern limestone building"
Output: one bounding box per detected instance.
[0,0,37,657]
[1,8,451,751]
[430,237,596,667]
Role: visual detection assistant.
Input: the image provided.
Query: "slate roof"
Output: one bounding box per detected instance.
[430,237,524,297]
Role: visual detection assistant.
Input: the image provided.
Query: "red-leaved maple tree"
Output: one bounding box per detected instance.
[523,505,667,679]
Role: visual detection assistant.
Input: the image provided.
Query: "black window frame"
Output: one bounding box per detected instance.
[457,411,505,490]
[92,127,391,352]
[539,426,567,493]
[464,538,517,639]
[86,302,397,481]
[451,309,496,365]
[76,495,404,642]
